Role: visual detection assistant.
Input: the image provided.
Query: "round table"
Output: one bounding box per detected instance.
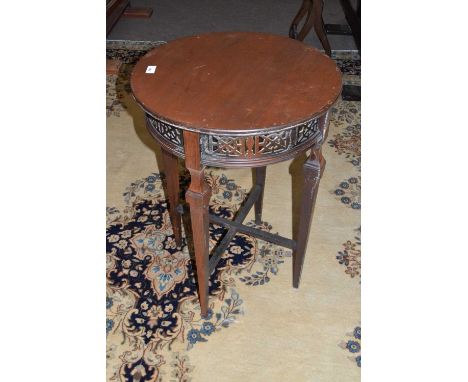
[131,32,342,317]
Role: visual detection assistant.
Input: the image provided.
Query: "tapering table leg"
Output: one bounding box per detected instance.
[183,131,212,317]
[161,148,182,247]
[292,147,326,288]
[253,167,266,224]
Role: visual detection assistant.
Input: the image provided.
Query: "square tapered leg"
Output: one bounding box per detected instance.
[183,131,212,317]
[292,147,325,287]
[161,148,183,247]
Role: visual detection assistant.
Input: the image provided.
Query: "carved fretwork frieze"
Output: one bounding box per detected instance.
[146,116,185,155]
[145,114,324,166]
[296,118,320,145]
[201,118,321,161]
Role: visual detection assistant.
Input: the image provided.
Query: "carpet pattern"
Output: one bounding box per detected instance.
[107,40,361,381]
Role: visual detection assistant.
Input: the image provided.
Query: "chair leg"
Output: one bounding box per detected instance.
[161,148,183,247]
[183,131,212,318]
[297,5,314,41]
[253,167,266,225]
[313,0,332,56]
[289,0,311,39]
[292,147,325,288]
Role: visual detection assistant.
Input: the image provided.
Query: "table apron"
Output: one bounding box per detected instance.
[145,114,328,168]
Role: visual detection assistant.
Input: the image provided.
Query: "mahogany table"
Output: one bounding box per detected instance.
[130,32,342,317]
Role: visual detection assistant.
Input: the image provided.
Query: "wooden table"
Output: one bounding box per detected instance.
[130,32,342,317]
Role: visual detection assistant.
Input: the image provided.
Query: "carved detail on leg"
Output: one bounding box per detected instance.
[183,131,212,318]
[292,147,326,288]
[161,148,182,247]
[253,167,266,225]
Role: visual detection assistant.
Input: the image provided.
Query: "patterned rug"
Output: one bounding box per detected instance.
[107,40,361,382]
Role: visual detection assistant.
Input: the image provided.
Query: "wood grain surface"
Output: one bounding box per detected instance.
[131,32,341,134]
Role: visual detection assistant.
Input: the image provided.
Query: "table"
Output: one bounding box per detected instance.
[130,32,342,317]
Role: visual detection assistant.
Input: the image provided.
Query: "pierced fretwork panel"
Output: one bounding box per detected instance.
[146,114,322,164]
[147,116,184,147]
[202,118,321,160]
[257,130,292,154]
[209,136,245,156]
[296,118,320,145]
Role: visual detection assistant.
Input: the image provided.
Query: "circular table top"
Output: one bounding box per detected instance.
[131,32,342,134]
